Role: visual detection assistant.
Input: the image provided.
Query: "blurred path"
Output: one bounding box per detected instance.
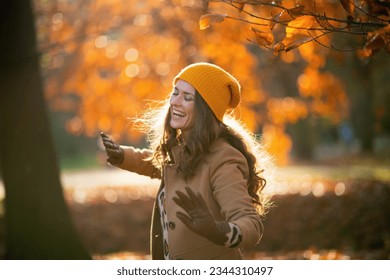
[0,167,160,200]
[1,163,389,200]
[60,167,160,189]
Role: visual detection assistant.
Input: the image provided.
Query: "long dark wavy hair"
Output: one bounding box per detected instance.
[138,91,272,215]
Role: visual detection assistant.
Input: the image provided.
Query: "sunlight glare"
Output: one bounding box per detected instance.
[303,249,312,259]
[156,62,170,76]
[106,42,119,58]
[95,35,109,48]
[127,188,141,200]
[312,182,325,197]
[0,185,4,201]
[125,48,139,62]
[133,14,153,26]
[125,64,140,78]
[138,64,151,78]
[298,173,312,196]
[287,181,300,194]
[275,181,289,195]
[51,12,63,31]
[52,12,63,24]
[73,190,87,204]
[181,0,198,7]
[299,181,312,196]
[326,249,338,260]
[104,189,118,203]
[334,182,346,196]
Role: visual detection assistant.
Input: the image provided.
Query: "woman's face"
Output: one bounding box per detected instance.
[170,79,196,133]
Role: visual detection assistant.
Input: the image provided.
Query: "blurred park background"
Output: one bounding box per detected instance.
[1,0,390,260]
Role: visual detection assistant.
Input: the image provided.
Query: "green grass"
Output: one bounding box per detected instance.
[59,154,101,171]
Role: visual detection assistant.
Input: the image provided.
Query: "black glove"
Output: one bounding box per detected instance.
[100,132,124,166]
[173,186,231,246]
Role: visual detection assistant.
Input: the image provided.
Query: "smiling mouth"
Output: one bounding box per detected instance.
[172,109,186,117]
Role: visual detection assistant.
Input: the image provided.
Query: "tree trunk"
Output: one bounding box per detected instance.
[0,0,90,259]
[288,118,315,161]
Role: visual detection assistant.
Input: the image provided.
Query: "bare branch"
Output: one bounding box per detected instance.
[204,0,390,54]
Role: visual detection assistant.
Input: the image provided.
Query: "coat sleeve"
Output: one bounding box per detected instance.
[117,146,161,179]
[209,144,264,248]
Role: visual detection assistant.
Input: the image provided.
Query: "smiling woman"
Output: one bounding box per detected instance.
[169,80,196,133]
[101,62,273,260]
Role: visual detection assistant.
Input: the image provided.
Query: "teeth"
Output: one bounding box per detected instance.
[173,109,186,117]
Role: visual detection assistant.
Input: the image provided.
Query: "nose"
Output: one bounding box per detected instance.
[170,93,183,106]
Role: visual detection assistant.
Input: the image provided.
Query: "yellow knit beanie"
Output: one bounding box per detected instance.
[173,62,241,121]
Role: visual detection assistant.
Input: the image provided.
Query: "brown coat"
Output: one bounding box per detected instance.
[118,139,263,259]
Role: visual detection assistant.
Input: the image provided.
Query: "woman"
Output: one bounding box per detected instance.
[101,62,272,260]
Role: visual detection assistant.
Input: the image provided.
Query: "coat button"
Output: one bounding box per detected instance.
[169,222,176,229]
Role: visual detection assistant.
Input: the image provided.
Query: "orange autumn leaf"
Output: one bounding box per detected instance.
[339,0,355,15]
[272,7,292,23]
[364,25,390,54]
[199,13,227,30]
[286,15,317,36]
[280,33,314,52]
[272,15,318,53]
[251,27,274,47]
[270,5,305,30]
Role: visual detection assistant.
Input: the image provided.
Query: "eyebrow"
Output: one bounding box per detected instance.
[174,87,195,96]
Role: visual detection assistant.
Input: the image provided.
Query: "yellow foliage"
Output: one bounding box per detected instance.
[35,0,358,165]
[262,125,292,166]
[267,97,308,125]
[286,16,317,37]
[35,0,266,156]
[297,67,348,122]
[199,13,227,30]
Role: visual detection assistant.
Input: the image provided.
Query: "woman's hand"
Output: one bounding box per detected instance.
[173,187,230,246]
[100,132,124,166]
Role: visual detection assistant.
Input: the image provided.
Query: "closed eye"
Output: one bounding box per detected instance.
[184,94,194,101]
[172,88,194,102]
